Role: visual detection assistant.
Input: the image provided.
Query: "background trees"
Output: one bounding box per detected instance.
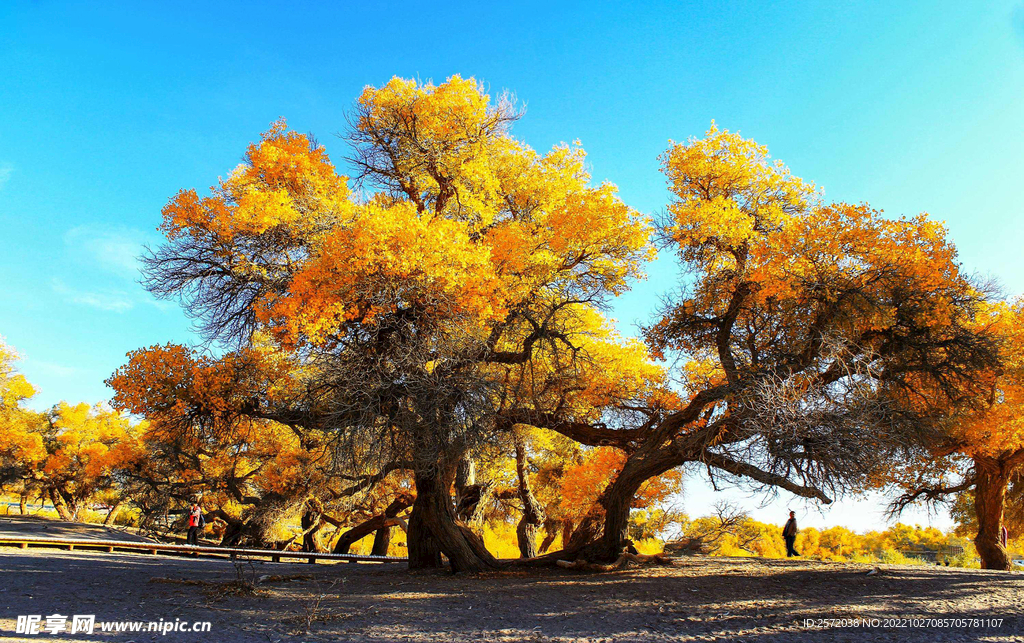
[0,338,44,509]
[26,402,141,521]
[1,340,142,522]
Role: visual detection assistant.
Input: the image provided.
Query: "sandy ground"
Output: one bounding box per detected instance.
[0,515,155,543]
[0,519,1022,642]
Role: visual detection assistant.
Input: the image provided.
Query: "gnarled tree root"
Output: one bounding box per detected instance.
[556,549,675,572]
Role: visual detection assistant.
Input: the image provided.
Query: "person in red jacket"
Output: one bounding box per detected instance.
[783,511,799,557]
[186,500,204,545]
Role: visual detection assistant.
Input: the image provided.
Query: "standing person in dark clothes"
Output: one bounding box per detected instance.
[186,499,204,545]
[783,510,799,557]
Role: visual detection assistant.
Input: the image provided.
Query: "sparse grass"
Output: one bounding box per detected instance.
[149,557,284,599]
[296,576,342,634]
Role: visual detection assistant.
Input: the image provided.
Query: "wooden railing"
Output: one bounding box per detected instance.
[0,536,406,564]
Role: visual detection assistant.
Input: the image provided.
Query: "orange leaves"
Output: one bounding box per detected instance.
[954,300,1024,457]
[560,447,626,513]
[0,337,46,466]
[105,341,322,494]
[0,387,143,514]
[255,200,507,346]
[160,119,351,243]
[635,467,683,508]
[107,343,196,416]
[749,203,964,314]
[107,343,295,433]
[651,123,974,369]
[486,140,653,297]
[554,446,681,521]
[150,78,653,355]
[42,402,142,480]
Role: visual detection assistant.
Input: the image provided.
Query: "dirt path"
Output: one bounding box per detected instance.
[0,515,155,543]
[1,545,1022,642]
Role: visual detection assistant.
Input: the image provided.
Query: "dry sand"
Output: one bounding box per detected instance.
[0,517,1021,642]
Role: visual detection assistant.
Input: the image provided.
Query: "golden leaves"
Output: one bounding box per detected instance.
[255,199,507,347]
[0,337,45,466]
[0,347,143,494]
[651,122,972,364]
[160,119,351,243]
[956,299,1024,457]
[152,78,653,351]
[0,337,35,409]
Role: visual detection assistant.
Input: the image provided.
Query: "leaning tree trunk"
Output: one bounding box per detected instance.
[332,495,412,554]
[103,500,124,526]
[567,441,684,563]
[371,526,392,556]
[514,433,544,558]
[48,489,74,521]
[407,461,500,573]
[206,508,246,546]
[538,518,560,554]
[973,458,1011,571]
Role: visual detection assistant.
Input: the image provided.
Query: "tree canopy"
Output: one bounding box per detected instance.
[0,76,1010,573]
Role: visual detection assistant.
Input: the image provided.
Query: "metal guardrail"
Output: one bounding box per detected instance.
[0,536,407,564]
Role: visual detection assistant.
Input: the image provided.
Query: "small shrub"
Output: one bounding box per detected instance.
[944,550,980,568]
[633,538,664,555]
[877,548,925,565]
[112,510,138,527]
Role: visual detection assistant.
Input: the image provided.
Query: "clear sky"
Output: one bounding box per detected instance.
[2,1,1022,531]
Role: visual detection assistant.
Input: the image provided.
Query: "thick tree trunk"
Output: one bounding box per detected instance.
[407,463,500,573]
[538,518,559,554]
[371,526,392,556]
[562,521,574,551]
[206,508,245,546]
[568,443,684,562]
[61,489,81,522]
[407,504,444,568]
[103,500,124,526]
[300,499,324,553]
[517,520,539,559]
[455,456,475,493]
[974,459,1011,571]
[514,433,544,558]
[49,489,74,522]
[454,456,487,522]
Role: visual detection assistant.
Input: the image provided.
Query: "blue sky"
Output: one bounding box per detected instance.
[1,1,1022,530]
